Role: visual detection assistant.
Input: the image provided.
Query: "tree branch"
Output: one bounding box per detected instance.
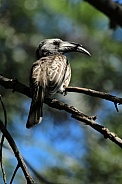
[44,98,122,148]
[3,144,57,184]
[86,0,122,27]
[0,95,7,184]
[66,86,122,111]
[0,120,35,184]
[0,75,122,148]
[10,164,19,184]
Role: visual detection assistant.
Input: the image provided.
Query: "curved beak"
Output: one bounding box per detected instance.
[59,41,91,56]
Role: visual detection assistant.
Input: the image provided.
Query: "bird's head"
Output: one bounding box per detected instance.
[36,38,91,59]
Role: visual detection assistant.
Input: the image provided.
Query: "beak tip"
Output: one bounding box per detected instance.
[77,45,91,57]
[88,52,91,57]
[83,50,91,57]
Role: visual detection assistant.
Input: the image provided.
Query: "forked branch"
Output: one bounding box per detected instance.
[0,74,122,149]
[0,119,35,184]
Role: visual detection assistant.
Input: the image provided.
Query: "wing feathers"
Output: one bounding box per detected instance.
[26,54,71,128]
[30,54,68,96]
[26,86,44,128]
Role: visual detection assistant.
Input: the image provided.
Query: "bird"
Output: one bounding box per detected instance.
[26,38,91,128]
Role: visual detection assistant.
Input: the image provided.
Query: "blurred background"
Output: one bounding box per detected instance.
[0,0,122,183]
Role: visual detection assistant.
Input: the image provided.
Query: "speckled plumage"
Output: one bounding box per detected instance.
[26,38,90,128]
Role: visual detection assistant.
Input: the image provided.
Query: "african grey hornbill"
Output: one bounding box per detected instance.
[26,38,91,128]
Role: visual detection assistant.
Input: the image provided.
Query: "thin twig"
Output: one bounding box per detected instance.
[3,144,56,184]
[0,95,7,184]
[0,120,35,184]
[0,95,7,127]
[65,86,122,105]
[10,163,20,184]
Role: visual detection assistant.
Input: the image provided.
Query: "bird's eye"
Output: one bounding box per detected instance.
[53,41,60,46]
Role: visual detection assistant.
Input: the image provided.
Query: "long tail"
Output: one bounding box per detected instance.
[26,87,44,128]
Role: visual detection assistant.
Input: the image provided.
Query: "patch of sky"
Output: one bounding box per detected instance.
[112,0,122,4]
[96,90,122,121]
[33,12,78,37]
[112,28,122,42]
[69,0,82,4]
[8,99,87,170]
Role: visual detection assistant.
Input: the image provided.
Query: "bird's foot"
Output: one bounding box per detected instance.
[57,87,67,96]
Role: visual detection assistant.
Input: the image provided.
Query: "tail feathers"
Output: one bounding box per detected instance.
[26,87,44,128]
